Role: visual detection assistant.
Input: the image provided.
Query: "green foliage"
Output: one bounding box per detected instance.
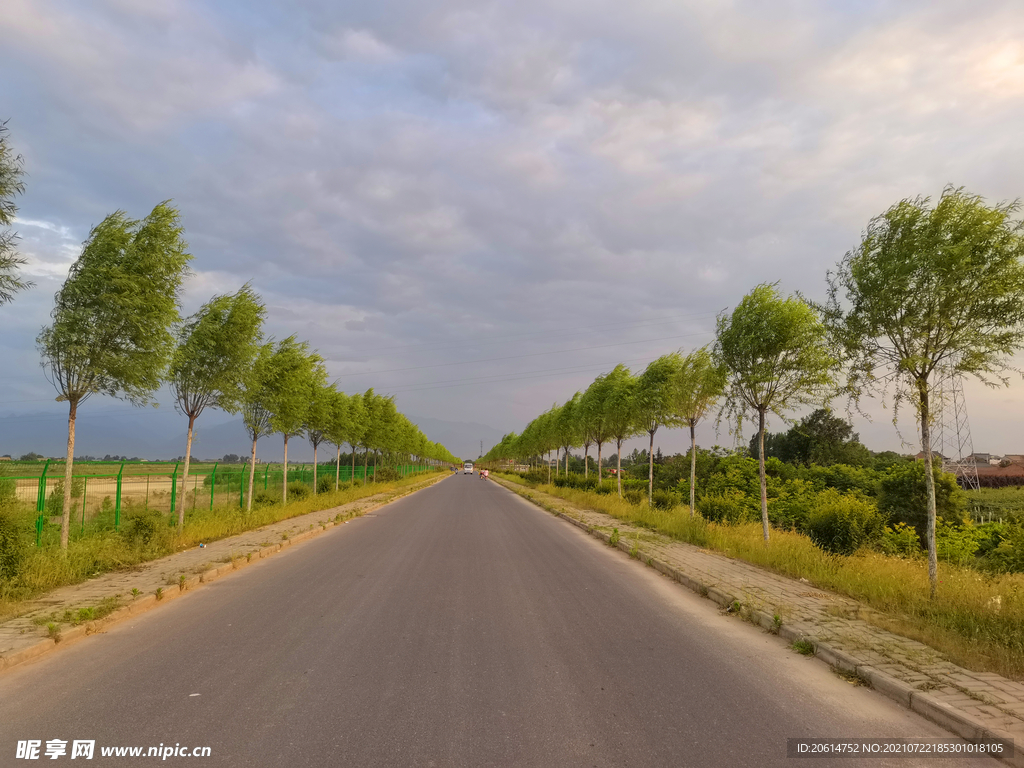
[878,461,965,540]
[252,490,277,509]
[804,489,886,555]
[935,518,981,567]
[46,478,84,516]
[650,489,679,510]
[316,473,335,494]
[0,477,17,509]
[0,120,30,305]
[372,467,401,483]
[750,409,872,467]
[286,482,311,500]
[121,511,160,545]
[979,524,1024,574]
[170,285,266,419]
[879,522,922,558]
[0,513,24,580]
[697,492,757,524]
[552,474,598,491]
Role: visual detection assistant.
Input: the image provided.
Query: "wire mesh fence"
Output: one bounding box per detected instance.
[0,459,429,547]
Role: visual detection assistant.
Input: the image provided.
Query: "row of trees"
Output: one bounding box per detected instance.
[24,200,455,549]
[485,187,1024,598]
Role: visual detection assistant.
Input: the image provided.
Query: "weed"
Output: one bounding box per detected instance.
[46,623,61,643]
[609,528,620,547]
[832,667,868,686]
[645,557,653,566]
[130,588,141,599]
[76,607,95,623]
[246,552,253,562]
[730,600,742,614]
[178,574,186,591]
[698,584,709,598]
[281,532,289,541]
[772,613,783,634]
[793,639,815,656]
[155,587,163,601]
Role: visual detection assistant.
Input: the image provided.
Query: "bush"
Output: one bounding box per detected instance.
[623,489,645,505]
[287,482,312,500]
[553,474,598,491]
[372,467,402,483]
[0,512,24,580]
[252,490,277,509]
[980,523,1024,573]
[316,473,336,494]
[767,478,818,531]
[121,512,160,545]
[879,522,922,558]
[520,469,549,485]
[46,477,85,516]
[697,492,756,524]
[935,518,981,567]
[595,479,616,495]
[0,477,17,510]
[805,489,886,555]
[878,461,965,541]
[651,489,679,510]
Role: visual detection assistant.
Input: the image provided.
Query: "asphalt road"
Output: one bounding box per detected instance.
[0,475,996,767]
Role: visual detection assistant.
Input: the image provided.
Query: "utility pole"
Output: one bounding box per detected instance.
[935,354,980,492]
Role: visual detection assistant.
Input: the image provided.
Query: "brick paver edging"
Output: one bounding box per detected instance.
[493,477,1022,768]
[0,473,448,675]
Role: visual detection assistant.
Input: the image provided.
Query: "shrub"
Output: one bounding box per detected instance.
[316,474,336,494]
[287,483,312,500]
[980,523,1024,574]
[594,479,616,495]
[697,492,756,524]
[804,489,886,555]
[46,477,85,516]
[935,518,981,567]
[651,489,679,510]
[252,490,277,509]
[0,477,17,509]
[623,489,645,506]
[121,512,160,545]
[879,522,922,558]
[767,478,818,531]
[553,474,598,491]
[372,467,402,483]
[878,461,965,541]
[520,469,549,485]
[0,512,24,580]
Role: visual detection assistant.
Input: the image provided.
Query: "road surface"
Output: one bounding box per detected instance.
[0,475,996,766]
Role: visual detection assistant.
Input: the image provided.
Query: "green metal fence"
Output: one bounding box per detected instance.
[0,459,429,546]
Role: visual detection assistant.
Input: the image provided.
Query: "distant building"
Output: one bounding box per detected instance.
[915,451,947,461]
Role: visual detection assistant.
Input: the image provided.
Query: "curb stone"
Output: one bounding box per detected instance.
[0,474,446,675]
[497,478,1021,767]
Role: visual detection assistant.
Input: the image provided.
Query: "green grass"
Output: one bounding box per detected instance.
[499,473,1024,681]
[0,471,442,621]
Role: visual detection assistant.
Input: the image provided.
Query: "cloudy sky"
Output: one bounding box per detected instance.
[2,0,1024,460]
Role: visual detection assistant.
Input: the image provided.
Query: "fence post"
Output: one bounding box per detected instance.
[36,514,44,547]
[264,464,269,491]
[210,463,218,510]
[114,461,125,530]
[170,461,180,516]
[239,467,245,508]
[36,458,50,513]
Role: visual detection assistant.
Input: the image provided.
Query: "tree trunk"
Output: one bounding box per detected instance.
[363,447,368,485]
[282,433,289,505]
[565,447,569,476]
[179,412,197,528]
[648,428,656,506]
[246,436,258,512]
[689,422,697,518]
[60,398,79,550]
[616,438,623,498]
[373,450,378,481]
[547,451,551,484]
[584,444,589,479]
[596,441,603,483]
[919,380,939,599]
[335,445,341,491]
[758,408,770,542]
[312,442,318,494]
[350,443,357,485]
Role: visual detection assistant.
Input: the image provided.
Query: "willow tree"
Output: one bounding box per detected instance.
[304,381,334,494]
[823,187,1024,597]
[266,337,326,503]
[635,353,683,505]
[715,283,837,542]
[581,369,618,482]
[603,366,639,497]
[325,389,351,490]
[37,203,192,548]
[169,285,265,526]
[673,347,726,517]
[0,120,31,305]
[346,392,366,483]
[241,343,275,511]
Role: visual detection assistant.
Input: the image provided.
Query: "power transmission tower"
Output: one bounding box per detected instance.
[934,356,980,491]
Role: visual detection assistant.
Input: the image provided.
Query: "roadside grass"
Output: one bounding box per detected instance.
[498,473,1024,680]
[0,471,442,622]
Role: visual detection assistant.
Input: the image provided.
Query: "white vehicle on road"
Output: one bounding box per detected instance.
[463,462,474,474]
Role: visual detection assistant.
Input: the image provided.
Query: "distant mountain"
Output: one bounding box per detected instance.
[1,409,505,463]
[406,415,505,461]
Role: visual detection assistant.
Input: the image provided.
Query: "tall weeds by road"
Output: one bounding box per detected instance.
[502,474,1024,680]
